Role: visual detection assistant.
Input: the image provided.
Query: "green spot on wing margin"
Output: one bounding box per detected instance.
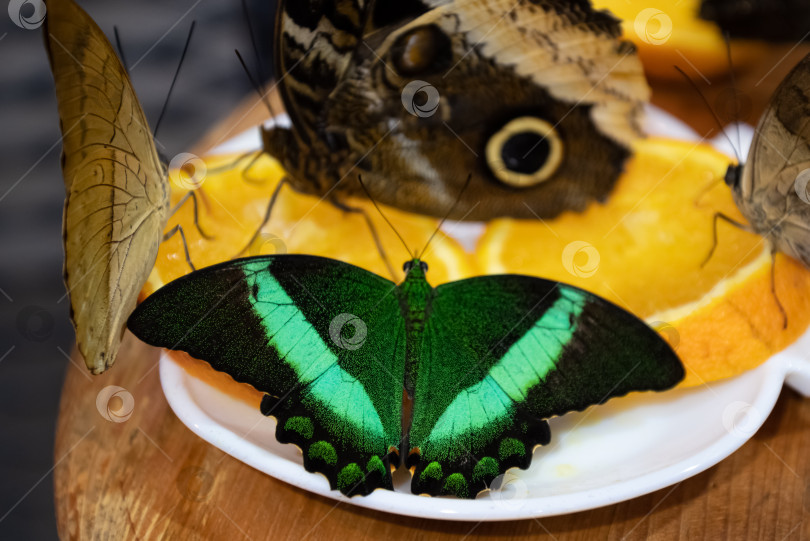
[337,463,364,494]
[472,457,500,484]
[308,441,337,466]
[367,455,386,478]
[499,438,525,462]
[420,461,443,482]
[284,416,314,440]
[443,473,469,498]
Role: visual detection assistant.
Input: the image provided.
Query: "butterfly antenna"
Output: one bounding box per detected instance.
[241,0,267,88]
[113,26,129,73]
[419,174,472,259]
[235,49,277,118]
[154,21,196,140]
[724,33,744,156]
[674,65,742,164]
[356,175,414,258]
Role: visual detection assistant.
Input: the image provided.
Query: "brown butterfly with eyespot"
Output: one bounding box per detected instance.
[245,0,650,222]
[44,0,200,373]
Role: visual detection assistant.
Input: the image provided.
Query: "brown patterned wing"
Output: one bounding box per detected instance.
[44,0,170,373]
[320,0,651,220]
[736,53,810,267]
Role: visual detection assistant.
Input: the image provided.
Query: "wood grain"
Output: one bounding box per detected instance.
[54,337,810,540]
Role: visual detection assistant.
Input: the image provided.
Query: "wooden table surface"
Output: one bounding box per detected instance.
[55,45,810,540]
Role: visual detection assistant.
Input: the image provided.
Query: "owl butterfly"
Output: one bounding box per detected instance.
[257,0,650,221]
[44,0,199,373]
[707,53,810,324]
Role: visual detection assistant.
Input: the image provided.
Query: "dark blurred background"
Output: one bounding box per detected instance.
[0,0,275,537]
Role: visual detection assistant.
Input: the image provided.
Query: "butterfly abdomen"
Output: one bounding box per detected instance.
[397,263,435,393]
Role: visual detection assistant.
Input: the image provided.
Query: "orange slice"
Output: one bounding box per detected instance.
[477,138,810,387]
[594,0,766,80]
[145,153,475,297]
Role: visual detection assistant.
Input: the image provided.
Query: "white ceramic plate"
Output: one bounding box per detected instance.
[158,107,810,520]
[159,337,810,521]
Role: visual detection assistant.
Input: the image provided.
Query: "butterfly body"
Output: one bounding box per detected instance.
[265,0,650,220]
[725,53,810,268]
[128,254,683,498]
[397,260,432,388]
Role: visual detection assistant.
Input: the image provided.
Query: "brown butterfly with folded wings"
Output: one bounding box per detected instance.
[699,52,810,327]
[253,0,650,221]
[44,0,199,373]
[721,53,810,269]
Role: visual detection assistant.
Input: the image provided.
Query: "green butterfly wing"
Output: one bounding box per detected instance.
[406,276,683,498]
[127,256,405,496]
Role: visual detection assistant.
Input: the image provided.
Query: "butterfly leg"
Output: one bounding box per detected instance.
[692,176,724,208]
[170,190,214,240]
[701,212,754,267]
[330,199,398,281]
[769,248,788,329]
[240,150,271,185]
[236,176,289,257]
[162,225,196,271]
[206,149,261,177]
